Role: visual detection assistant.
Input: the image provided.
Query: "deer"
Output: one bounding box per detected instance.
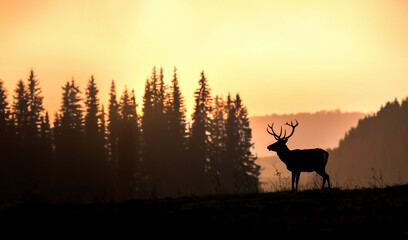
[266,120,331,191]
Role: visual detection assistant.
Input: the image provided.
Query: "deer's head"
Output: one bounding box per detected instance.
[267,120,298,152]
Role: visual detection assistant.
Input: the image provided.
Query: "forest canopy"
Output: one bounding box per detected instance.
[0,68,260,204]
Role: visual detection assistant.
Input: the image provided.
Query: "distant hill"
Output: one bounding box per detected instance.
[329,99,408,186]
[250,110,365,158]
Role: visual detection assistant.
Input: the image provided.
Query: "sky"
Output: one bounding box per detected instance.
[1,0,408,118]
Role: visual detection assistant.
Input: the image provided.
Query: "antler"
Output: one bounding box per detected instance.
[267,120,299,141]
[283,119,299,140]
[267,123,284,140]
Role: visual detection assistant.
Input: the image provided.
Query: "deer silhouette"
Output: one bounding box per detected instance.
[267,120,331,191]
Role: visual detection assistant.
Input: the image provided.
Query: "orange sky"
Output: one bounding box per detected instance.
[1,0,408,117]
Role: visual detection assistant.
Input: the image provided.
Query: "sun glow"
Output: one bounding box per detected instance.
[1,0,408,117]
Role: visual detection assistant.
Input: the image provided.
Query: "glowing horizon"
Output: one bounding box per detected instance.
[1,0,408,118]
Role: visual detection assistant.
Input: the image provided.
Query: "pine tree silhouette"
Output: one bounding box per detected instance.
[26,69,44,140]
[141,76,154,197]
[55,79,84,201]
[223,94,240,193]
[13,80,29,141]
[84,75,107,200]
[85,76,99,144]
[209,95,226,193]
[9,70,49,200]
[234,94,260,192]
[165,67,188,196]
[117,86,140,200]
[141,67,172,197]
[12,79,31,198]
[0,79,9,135]
[0,79,14,201]
[108,80,120,165]
[215,94,260,194]
[25,69,45,194]
[189,71,213,194]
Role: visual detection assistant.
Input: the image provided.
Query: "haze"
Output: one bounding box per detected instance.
[1,0,408,117]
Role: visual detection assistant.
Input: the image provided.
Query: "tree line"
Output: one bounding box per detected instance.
[0,67,260,204]
[329,98,408,187]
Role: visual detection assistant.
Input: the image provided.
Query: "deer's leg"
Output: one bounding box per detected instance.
[295,172,300,191]
[322,176,326,190]
[317,170,330,190]
[316,170,325,189]
[291,172,295,191]
[326,171,331,189]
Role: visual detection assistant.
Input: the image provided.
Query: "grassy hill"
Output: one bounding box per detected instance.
[1,185,407,238]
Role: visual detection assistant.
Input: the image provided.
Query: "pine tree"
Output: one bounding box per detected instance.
[99,104,112,199]
[99,105,108,163]
[209,95,226,193]
[11,71,46,199]
[142,78,153,135]
[0,79,11,154]
[0,79,13,201]
[26,69,44,140]
[11,80,30,197]
[59,79,83,133]
[165,67,187,195]
[55,79,84,201]
[84,76,101,158]
[223,94,240,193]
[117,86,140,200]
[224,94,260,193]
[25,69,47,197]
[141,77,154,196]
[0,79,10,139]
[84,75,107,200]
[235,94,259,192]
[189,71,213,194]
[108,80,120,165]
[85,75,99,145]
[141,67,173,197]
[157,67,166,113]
[168,67,186,149]
[13,80,29,141]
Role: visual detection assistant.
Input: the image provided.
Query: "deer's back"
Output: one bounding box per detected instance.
[285,148,328,172]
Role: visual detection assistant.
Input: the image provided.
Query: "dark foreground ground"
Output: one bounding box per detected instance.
[1,185,408,239]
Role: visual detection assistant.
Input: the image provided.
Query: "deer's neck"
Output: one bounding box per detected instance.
[277,145,291,162]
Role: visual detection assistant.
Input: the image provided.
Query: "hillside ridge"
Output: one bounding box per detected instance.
[2,185,407,238]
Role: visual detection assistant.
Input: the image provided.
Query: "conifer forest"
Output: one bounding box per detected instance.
[0,68,260,204]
